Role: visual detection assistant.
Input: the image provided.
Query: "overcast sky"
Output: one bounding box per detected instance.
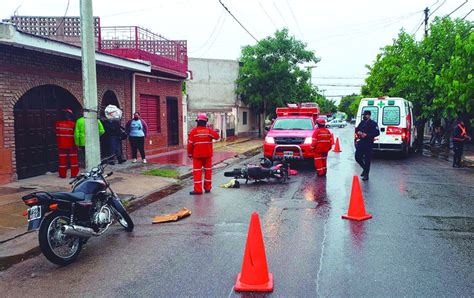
[2,0,472,103]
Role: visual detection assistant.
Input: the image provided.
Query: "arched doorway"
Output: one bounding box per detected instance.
[14,85,81,179]
[100,90,120,158]
[100,90,120,118]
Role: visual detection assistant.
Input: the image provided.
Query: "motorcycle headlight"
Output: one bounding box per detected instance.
[304,137,313,144]
[265,137,275,144]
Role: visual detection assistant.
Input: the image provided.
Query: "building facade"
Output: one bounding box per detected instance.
[0,18,188,184]
[186,58,258,139]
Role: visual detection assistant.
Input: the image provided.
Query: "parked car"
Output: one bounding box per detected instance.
[326,119,347,128]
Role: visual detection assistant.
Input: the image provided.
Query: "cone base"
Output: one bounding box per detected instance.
[333,149,341,153]
[234,272,274,292]
[342,214,372,221]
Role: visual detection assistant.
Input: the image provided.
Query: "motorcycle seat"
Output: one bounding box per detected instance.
[49,192,88,202]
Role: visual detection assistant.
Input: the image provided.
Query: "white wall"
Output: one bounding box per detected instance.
[186,58,258,138]
[187,58,239,112]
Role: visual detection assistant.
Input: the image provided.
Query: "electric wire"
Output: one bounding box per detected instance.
[286,0,305,39]
[273,2,290,30]
[189,9,226,54]
[53,0,70,35]
[258,0,278,30]
[219,0,258,42]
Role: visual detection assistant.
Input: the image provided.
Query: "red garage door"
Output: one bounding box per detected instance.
[140,95,160,134]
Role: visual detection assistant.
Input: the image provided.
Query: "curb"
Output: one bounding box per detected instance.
[0,182,182,271]
[0,145,262,270]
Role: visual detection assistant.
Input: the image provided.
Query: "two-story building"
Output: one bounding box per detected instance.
[0,16,188,184]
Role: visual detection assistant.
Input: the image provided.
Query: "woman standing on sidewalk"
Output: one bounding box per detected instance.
[126,112,148,163]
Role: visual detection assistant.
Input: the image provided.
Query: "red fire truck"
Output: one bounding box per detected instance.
[263,103,319,163]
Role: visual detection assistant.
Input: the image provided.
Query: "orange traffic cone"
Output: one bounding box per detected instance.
[342,176,372,221]
[333,137,342,152]
[234,212,274,292]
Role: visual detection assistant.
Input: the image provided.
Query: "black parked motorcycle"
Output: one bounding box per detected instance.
[22,155,134,265]
[224,158,289,184]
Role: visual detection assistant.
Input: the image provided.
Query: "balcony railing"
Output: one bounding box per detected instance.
[99,26,187,74]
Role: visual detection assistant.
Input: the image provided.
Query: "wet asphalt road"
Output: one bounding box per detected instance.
[1,126,473,297]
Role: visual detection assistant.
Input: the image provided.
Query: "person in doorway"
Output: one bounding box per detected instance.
[103,118,126,164]
[355,110,380,181]
[125,112,148,163]
[74,113,105,147]
[187,113,219,195]
[452,118,471,168]
[55,109,79,178]
[312,118,334,177]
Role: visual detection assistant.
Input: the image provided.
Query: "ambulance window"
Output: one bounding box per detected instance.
[362,106,378,122]
[383,106,400,125]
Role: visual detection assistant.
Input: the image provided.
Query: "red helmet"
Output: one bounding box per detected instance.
[196,113,208,122]
[316,118,326,125]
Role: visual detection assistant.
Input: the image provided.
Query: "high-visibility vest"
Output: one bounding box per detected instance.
[187,127,219,159]
[55,120,76,149]
[312,127,334,153]
[453,124,467,141]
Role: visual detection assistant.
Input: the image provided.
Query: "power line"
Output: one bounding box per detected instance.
[314,84,363,87]
[313,76,365,80]
[429,0,446,17]
[219,0,258,42]
[461,9,473,20]
[189,10,226,54]
[442,0,469,20]
[258,1,278,30]
[53,0,71,35]
[286,0,305,39]
[273,2,290,29]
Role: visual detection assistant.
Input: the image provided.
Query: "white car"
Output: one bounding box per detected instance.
[326,119,347,128]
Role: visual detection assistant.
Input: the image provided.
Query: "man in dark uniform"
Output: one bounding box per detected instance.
[355,110,380,181]
[452,119,471,168]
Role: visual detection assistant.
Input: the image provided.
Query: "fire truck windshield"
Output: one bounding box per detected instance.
[272,118,314,130]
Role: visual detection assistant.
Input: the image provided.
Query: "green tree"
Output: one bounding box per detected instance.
[338,94,362,118]
[362,17,473,146]
[237,28,320,120]
[317,96,337,114]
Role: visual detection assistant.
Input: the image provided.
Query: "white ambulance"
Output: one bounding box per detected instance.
[355,96,416,156]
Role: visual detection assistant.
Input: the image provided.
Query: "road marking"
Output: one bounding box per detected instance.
[315,214,329,296]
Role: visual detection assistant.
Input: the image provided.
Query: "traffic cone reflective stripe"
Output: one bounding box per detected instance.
[234,212,274,292]
[333,137,342,152]
[342,176,372,221]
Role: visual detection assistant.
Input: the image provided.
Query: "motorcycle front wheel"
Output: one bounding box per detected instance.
[38,211,82,266]
[110,199,134,232]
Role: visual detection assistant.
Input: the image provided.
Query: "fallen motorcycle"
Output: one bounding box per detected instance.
[224,158,289,184]
[22,155,134,265]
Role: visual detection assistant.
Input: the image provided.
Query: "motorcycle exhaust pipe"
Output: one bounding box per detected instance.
[61,225,100,237]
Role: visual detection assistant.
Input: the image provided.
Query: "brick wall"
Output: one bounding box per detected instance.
[133,75,184,157]
[0,44,132,183]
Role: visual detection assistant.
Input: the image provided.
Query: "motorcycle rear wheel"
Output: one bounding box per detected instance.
[38,211,82,266]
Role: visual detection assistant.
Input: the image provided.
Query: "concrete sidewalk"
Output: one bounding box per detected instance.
[0,137,263,269]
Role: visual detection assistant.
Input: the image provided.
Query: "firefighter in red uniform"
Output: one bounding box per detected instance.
[312,118,334,177]
[55,109,79,178]
[187,113,220,195]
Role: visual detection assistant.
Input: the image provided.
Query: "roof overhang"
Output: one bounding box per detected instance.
[0,23,151,72]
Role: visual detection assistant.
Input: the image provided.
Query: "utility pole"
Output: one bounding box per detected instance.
[424,7,430,37]
[80,0,100,170]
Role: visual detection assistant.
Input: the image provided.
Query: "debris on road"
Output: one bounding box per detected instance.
[152,208,192,224]
[220,179,240,188]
